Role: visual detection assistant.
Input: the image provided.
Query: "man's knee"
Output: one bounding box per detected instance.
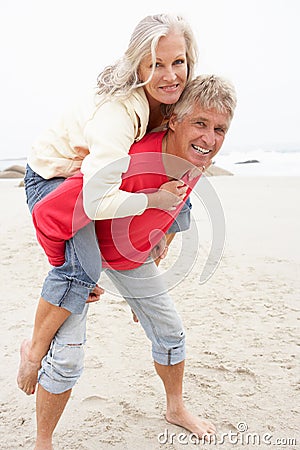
[57,343,84,372]
[39,341,85,394]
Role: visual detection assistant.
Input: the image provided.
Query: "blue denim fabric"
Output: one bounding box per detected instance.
[24,165,101,314]
[38,304,89,394]
[104,259,186,366]
[38,258,185,394]
[26,165,186,393]
[167,197,192,234]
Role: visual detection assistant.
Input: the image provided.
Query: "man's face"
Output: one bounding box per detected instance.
[168,103,230,169]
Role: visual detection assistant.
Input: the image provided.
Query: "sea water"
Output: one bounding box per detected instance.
[215,147,300,176]
[1,148,300,177]
[0,157,27,172]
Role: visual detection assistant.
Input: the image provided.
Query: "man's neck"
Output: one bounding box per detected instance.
[162,133,192,180]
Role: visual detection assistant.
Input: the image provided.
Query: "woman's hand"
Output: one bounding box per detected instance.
[146,180,187,211]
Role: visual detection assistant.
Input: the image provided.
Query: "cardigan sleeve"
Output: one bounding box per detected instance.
[81,98,148,220]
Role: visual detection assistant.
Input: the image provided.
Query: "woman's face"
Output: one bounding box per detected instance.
[138,31,188,109]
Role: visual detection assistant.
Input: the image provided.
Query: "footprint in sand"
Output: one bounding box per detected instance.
[81,395,109,407]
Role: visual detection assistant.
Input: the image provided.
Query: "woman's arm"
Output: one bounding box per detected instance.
[32,171,187,267]
[81,96,149,219]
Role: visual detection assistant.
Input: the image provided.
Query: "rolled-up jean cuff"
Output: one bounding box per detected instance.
[41,275,95,314]
[152,345,186,366]
[38,368,80,394]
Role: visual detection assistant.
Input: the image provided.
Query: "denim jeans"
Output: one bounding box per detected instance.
[104,259,185,366]
[38,259,185,394]
[167,197,192,233]
[24,165,101,314]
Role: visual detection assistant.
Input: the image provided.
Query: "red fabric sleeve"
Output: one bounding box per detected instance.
[32,172,91,266]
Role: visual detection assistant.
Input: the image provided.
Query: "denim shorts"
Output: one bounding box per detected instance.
[24,165,101,314]
[38,259,185,394]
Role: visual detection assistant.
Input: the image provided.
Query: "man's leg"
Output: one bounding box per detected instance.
[131,233,175,322]
[33,304,89,449]
[35,385,71,450]
[153,201,211,433]
[154,361,216,438]
[104,261,215,439]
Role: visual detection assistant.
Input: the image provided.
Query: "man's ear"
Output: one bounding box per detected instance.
[168,114,178,132]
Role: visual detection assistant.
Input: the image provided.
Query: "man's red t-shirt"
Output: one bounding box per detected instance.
[97,131,197,270]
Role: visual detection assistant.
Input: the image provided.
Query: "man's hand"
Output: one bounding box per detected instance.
[151,234,168,263]
[86,284,104,303]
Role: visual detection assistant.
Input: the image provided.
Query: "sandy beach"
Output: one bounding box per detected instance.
[0,175,299,449]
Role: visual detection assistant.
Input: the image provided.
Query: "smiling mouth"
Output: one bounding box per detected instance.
[160,83,179,91]
[192,144,212,155]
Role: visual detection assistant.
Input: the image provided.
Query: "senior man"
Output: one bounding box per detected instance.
[23,74,237,449]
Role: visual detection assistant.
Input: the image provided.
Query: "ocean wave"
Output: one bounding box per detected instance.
[215,149,300,176]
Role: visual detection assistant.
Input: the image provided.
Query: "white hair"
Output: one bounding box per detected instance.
[96,14,198,100]
[170,74,237,121]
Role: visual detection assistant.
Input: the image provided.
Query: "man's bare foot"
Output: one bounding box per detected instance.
[34,439,53,450]
[17,339,41,395]
[166,406,216,441]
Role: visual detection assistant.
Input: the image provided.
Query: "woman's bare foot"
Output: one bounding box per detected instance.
[17,339,41,395]
[166,406,216,441]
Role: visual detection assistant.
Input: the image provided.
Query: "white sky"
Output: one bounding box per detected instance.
[1,0,299,159]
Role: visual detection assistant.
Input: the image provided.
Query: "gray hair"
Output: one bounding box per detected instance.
[97,14,198,100]
[170,74,237,122]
